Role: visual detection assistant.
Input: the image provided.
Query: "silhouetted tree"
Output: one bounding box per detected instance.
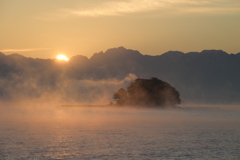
[113,77,181,107]
[113,88,128,105]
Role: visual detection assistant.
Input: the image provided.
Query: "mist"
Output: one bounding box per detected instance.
[0,73,137,105]
[1,47,240,106]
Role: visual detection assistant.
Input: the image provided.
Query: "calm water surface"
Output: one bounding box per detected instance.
[0,105,240,160]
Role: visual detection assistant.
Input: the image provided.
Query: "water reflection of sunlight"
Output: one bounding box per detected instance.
[1,105,240,159]
[55,109,66,119]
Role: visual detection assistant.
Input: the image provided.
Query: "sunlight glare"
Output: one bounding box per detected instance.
[56,54,69,61]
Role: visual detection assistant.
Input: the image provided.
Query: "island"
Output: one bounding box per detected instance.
[112,77,181,107]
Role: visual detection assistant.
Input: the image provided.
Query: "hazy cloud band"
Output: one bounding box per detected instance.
[68,0,240,17]
[0,48,51,53]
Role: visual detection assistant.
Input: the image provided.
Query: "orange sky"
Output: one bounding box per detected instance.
[1,0,240,58]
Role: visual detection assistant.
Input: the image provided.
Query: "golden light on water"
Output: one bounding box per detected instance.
[56,55,69,61]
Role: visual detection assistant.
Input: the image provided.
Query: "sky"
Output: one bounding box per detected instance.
[0,0,240,58]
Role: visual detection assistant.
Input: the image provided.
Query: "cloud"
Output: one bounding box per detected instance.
[0,48,51,53]
[70,0,171,17]
[68,0,240,17]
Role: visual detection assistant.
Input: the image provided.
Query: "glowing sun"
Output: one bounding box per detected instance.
[56,54,69,61]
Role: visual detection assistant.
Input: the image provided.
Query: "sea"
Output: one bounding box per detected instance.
[0,104,240,160]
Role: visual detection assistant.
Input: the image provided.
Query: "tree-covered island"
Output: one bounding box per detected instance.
[112,77,181,107]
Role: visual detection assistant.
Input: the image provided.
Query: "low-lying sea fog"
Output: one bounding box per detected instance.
[0,104,240,160]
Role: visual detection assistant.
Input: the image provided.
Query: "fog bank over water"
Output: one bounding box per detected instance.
[1,103,239,124]
[0,72,137,105]
[1,104,240,139]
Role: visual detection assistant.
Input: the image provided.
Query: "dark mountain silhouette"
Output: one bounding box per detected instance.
[0,47,240,104]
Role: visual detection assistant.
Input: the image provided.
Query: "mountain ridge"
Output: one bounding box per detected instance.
[0,47,240,104]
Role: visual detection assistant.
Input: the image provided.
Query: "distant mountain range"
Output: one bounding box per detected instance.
[1,47,240,104]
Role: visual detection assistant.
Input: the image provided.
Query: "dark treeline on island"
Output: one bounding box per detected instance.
[0,47,240,104]
[112,77,181,107]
